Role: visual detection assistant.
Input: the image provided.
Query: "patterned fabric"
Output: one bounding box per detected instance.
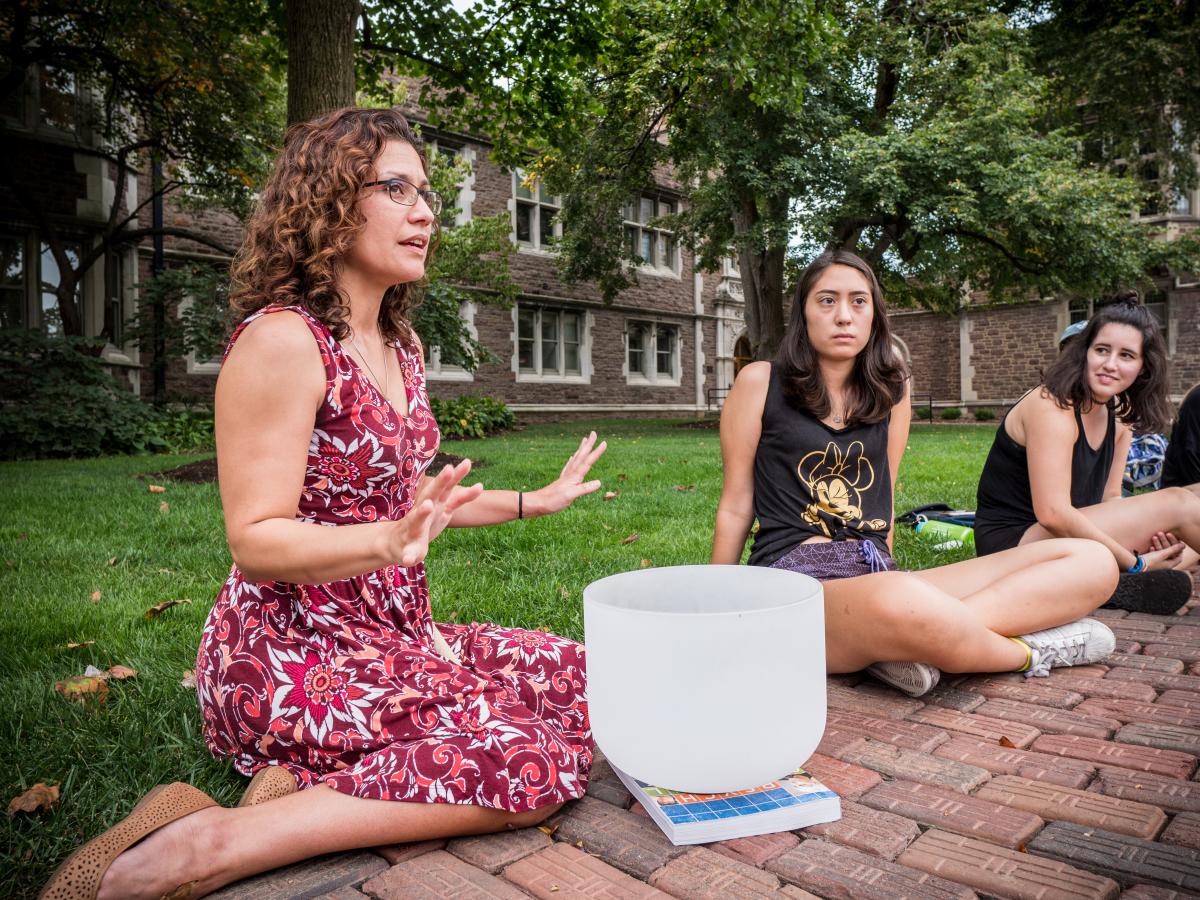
[768,539,898,581]
[196,306,591,812]
[1124,432,1168,492]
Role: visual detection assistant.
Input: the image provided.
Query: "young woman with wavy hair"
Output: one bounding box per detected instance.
[712,250,1118,698]
[42,107,606,900]
[975,297,1200,582]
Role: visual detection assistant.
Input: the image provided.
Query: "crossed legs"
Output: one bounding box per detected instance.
[823,538,1117,675]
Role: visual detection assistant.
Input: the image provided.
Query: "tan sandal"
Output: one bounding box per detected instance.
[236,766,298,807]
[39,782,217,900]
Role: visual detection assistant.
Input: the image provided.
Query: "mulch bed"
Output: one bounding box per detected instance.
[141,451,472,485]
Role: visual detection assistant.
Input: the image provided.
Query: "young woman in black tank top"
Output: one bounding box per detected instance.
[974,299,1200,585]
[713,250,1118,697]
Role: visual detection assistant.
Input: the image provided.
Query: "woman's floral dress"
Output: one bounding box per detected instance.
[196,306,591,812]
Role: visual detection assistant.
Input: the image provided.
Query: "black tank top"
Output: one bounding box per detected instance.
[975,393,1115,538]
[748,364,893,567]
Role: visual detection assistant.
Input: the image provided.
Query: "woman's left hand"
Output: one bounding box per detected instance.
[527,431,607,516]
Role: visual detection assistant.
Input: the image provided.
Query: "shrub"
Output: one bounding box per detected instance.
[152,406,215,453]
[913,404,933,421]
[973,407,995,421]
[430,395,516,439]
[940,406,963,420]
[0,329,167,459]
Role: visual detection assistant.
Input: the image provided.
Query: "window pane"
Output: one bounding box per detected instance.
[516,203,532,243]
[656,327,676,375]
[514,170,533,200]
[639,196,654,223]
[519,308,536,371]
[541,312,559,372]
[563,313,581,374]
[538,181,554,203]
[625,226,638,258]
[564,339,579,375]
[659,199,676,217]
[563,314,579,344]
[627,323,645,375]
[641,231,655,265]
[40,242,79,337]
[1144,301,1167,331]
[0,236,25,329]
[39,66,75,132]
[539,206,555,247]
[662,235,677,270]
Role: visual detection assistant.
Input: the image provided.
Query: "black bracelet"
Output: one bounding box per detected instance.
[517,491,524,520]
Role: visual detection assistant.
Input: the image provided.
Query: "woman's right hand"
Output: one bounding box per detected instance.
[385,460,483,566]
[1142,542,1186,571]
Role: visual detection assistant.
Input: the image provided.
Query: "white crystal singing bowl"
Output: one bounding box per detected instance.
[584,564,826,794]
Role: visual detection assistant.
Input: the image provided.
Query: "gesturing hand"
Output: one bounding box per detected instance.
[529,431,608,517]
[387,460,484,566]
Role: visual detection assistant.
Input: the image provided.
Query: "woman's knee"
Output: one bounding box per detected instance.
[858,574,965,650]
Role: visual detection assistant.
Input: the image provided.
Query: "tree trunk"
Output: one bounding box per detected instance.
[286,0,358,126]
[733,191,787,360]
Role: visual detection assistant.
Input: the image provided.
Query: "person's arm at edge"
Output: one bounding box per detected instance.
[1102,423,1134,502]
[711,361,770,564]
[885,379,913,553]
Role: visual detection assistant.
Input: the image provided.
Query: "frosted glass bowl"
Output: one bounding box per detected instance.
[584,564,826,794]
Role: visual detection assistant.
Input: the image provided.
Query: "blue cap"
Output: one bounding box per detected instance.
[1058,319,1088,347]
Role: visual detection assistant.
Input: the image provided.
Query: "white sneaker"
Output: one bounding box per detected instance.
[1016,617,1116,678]
[866,661,941,697]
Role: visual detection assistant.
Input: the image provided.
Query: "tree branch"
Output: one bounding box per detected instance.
[946,227,1045,274]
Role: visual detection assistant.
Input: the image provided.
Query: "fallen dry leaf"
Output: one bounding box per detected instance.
[537,823,558,836]
[144,598,192,620]
[997,736,1017,749]
[159,501,170,513]
[602,491,619,501]
[640,559,653,569]
[55,675,109,703]
[180,669,197,690]
[148,484,167,494]
[83,665,106,678]
[671,484,696,492]
[620,532,640,545]
[89,590,102,603]
[58,640,95,650]
[106,556,118,567]
[617,473,628,481]
[106,665,137,681]
[558,586,570,600]
[7,783,59,817]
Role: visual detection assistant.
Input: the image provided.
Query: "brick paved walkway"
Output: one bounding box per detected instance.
[211,598,1200,899]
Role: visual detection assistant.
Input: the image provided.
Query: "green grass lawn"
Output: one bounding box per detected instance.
[0,419,993,897]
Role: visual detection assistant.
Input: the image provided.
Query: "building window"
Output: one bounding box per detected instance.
[513,169,560,251]
[0,235,26,329]
[1068,297,1089,325]
[39,66,77,134]
[1072,293,1170,342]
[40,240,82,336]
[626,320,681,385]
[425,300,476,382]
[624,195,679,274]
[516,305,586,380]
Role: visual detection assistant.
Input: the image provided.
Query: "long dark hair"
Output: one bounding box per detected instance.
[1042,293,1172,433]
[776,250,907,426]
[230,107,437,349]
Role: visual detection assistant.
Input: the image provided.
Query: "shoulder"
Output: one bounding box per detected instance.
[1022,387,1079,437]
[737,360,772,386]
[222,309,325,384]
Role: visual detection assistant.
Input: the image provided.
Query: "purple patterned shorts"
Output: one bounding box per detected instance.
[768,539,897,581]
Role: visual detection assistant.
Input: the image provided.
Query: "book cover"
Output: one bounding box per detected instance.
[608,763,841,846]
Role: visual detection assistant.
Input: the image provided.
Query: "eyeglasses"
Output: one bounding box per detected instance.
[363,178,444,216]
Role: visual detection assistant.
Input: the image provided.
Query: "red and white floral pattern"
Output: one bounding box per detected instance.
[196,306,591,811]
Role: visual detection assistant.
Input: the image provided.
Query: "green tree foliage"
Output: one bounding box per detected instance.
[1027,0,1200,203]
[391,0,1197,359]
[0,0,285,336]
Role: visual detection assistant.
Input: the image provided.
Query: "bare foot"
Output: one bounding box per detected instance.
[97,806,224,900]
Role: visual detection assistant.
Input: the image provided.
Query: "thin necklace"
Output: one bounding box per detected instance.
[347,334,389,400]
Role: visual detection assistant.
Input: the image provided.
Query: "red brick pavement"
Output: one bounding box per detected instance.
[209,605,1200,898]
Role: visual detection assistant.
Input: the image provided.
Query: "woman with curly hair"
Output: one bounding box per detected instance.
[41,108,605,900]
[975,296,1200,578]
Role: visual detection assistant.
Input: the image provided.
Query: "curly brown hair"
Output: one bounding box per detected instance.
[229,107,435,347]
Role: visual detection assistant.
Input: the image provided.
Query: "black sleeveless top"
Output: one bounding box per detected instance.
[748,364,893,567]
[974,394,1115,555]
